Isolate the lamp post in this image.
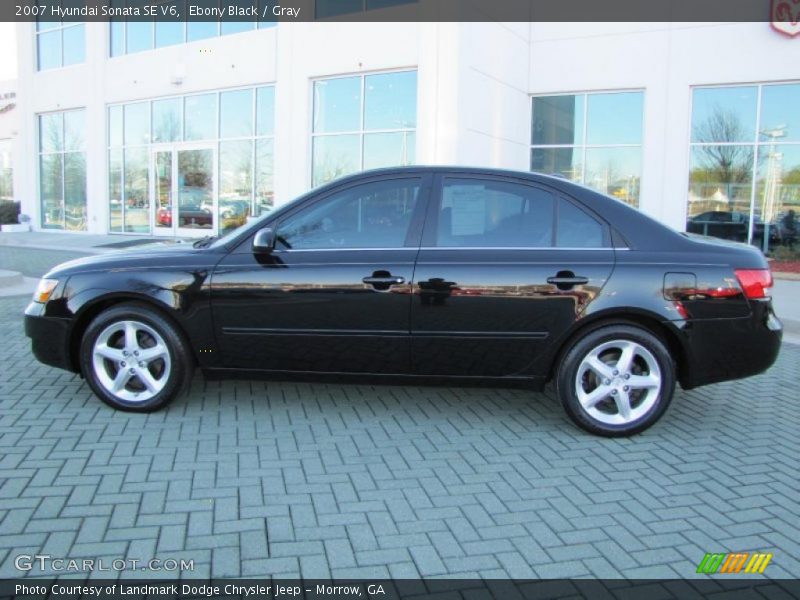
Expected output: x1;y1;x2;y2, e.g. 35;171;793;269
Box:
759;126;786;254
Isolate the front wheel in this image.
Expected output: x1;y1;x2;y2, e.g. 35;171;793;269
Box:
556;324;676;437
80;303;193;411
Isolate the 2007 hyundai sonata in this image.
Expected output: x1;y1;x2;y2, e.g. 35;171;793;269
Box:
25;167;782;436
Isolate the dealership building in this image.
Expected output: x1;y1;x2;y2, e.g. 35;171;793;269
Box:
6;18;800;248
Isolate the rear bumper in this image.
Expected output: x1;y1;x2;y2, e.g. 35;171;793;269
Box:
24;301;75;373
680;299;782;389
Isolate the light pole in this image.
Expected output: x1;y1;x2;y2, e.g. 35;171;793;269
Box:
759;126;786;254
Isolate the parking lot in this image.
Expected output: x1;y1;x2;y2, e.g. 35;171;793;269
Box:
1;285;799;579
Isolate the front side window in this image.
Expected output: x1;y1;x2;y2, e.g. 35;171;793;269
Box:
38;109;87;230
36;17;85;71
436;178;607;249
687;83;800;254
276;179;420;250
530;91;644;208
311;71;417;187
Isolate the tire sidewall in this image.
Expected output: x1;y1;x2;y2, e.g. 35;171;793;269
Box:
557;324;676;437
80;304;190;412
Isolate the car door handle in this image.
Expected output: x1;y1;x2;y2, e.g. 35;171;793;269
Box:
362;275;406;285
547;273;589;289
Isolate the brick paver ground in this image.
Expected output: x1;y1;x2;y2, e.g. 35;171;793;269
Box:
1;293;798;580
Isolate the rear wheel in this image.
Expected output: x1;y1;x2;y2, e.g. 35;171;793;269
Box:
80;303;192;411
556;324;675;436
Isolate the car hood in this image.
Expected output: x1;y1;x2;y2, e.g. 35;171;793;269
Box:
44;240;216;278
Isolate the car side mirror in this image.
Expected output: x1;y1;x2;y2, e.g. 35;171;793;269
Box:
252;227;276;253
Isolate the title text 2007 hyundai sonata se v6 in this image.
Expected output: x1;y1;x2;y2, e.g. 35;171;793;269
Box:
24;167;783;436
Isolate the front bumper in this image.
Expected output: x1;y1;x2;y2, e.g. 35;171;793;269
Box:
680;299;783;389
24;301;75;372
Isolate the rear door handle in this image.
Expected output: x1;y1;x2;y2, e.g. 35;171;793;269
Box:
363;275;406;285
547;272;589;289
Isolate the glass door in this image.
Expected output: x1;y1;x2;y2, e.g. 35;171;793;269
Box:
153;150;174;235
151;145;216;237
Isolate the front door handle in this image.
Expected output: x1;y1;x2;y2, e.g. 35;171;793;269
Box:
363;271;406;291
547;272;589;290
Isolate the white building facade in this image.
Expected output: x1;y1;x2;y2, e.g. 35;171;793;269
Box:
12;20;800;250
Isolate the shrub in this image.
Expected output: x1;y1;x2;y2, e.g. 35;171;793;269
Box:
0;201;20;225
772;245;800;262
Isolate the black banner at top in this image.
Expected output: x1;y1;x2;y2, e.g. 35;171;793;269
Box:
2;0;794;23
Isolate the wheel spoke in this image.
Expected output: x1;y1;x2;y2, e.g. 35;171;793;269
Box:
614;389;632;420
138;344;168;363
94;343;123;361
580;385;613;408
124;321;139;351
628;374;660;389
616;342;636;375
586;354;614;379
111;369;132;393
136;367;159;393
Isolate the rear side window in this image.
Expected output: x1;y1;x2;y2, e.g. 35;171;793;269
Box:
556;198;608;248
435;178;608;248
437;179;555;247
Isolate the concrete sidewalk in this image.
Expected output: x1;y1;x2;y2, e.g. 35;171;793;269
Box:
0;231;187;255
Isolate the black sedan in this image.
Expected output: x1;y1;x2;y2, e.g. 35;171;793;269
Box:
24;167;783;436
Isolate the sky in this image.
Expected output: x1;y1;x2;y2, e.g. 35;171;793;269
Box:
0;23;17;81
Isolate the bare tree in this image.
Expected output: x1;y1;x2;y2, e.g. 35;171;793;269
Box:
692;107;755;184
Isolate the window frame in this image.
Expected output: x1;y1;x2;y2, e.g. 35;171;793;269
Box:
36;108;88;231
107;83;276;235
422;173;612;250
109;0;277;58
529;89;645;208
309;69;418;188
687;81;800;246
268;173;431;252
35;20;85;71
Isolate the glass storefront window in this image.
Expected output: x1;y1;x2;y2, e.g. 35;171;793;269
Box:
36;22;84;71
687;83;800;254
311;71;418;187
107;85;276;234
220;89;253;139
111;14;274;57
530;91;643;207
152;98;182;143
0;139;12;201
38;109;87;231
184;94;217;141
219;140;253;233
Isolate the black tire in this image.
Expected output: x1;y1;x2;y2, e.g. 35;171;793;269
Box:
79;303;193;412
556;324;676;437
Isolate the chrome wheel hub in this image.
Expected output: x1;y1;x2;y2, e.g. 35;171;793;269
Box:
575;339;662;425
92;320;171;402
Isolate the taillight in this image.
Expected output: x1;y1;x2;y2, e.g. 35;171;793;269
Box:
734;269;773;299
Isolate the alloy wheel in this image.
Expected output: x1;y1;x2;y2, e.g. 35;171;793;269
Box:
575;339;662;425
92;320;171;402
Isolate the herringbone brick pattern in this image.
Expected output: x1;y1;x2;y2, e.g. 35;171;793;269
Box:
1;295;798;579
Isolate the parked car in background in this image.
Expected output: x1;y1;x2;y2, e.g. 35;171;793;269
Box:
25;167;782;436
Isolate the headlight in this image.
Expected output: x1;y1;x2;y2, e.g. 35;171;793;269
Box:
33;278;59;304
